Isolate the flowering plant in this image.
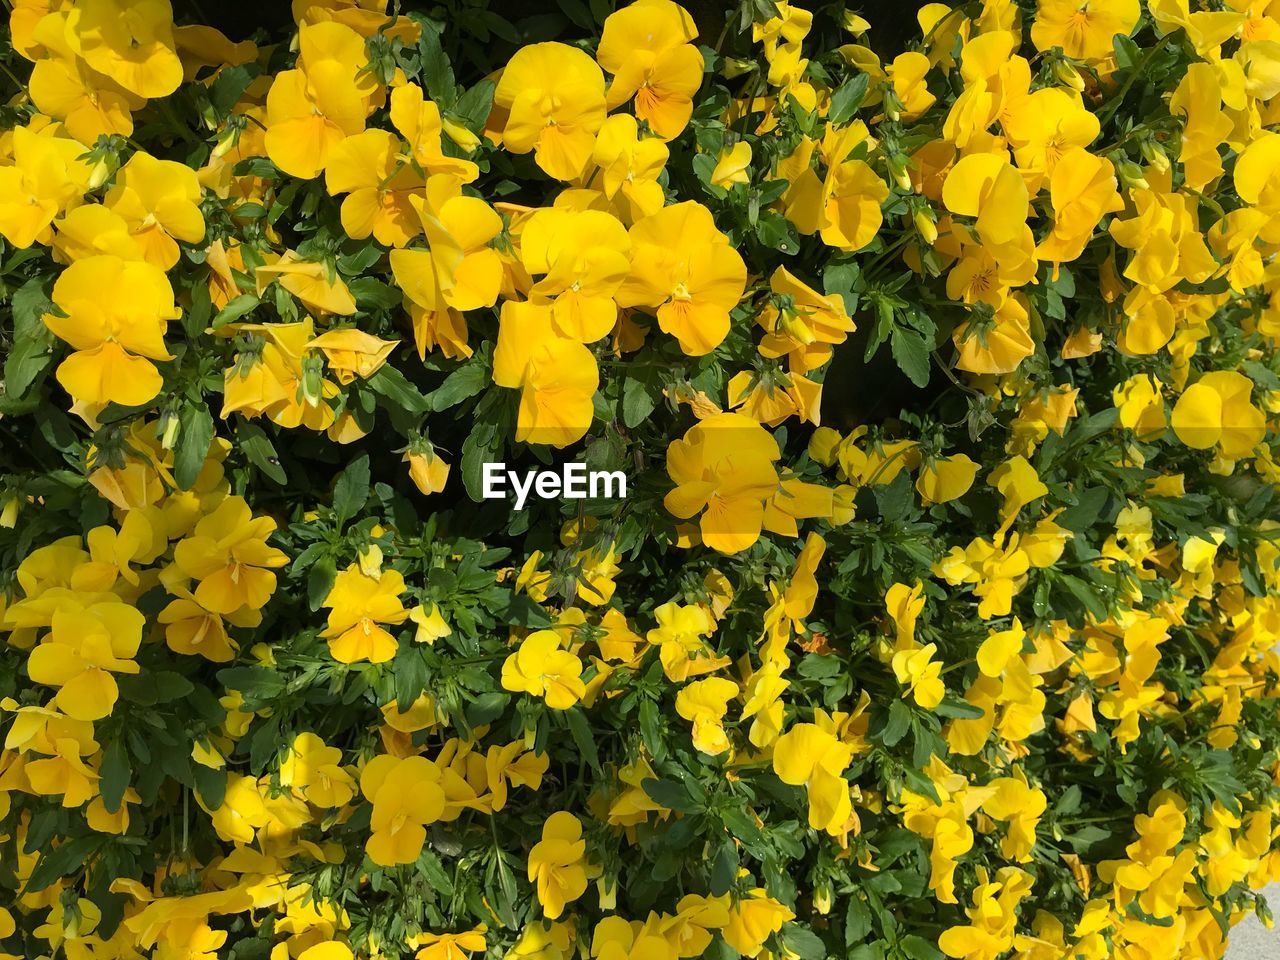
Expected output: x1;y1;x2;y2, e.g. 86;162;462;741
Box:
2;0;1280;959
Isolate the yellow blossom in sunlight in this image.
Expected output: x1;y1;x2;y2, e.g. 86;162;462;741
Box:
675;677;738;755
494;42;607;181
43;254;179;406
528;811;590;919
321;565;409;664
501;630;587;710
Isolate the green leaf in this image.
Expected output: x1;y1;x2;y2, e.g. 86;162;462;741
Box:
709;841;738;896
642;778;697;813
845;895;872;945
872;471;913;523
235;421;287;484
452;78;495;132
755;210;800;253
828;73;870;124
175;405;215;490
722;807;767;852
369;364;432;414
211;293;261;329
5;277;55;400
900;935;943;960
565;708;601;773
118;670;195;705
1060;573;1109;621
193;765;228;810
934;697;985;720
417;22;457;104
782;926;826;960
333;453;371;526
308;555;337;611
431;356;489;411
880;700;911;747
622;373;658;428
503;593;552;628
216;666;285;700
99;739;130;814
890;326;931;388
461;425;503;502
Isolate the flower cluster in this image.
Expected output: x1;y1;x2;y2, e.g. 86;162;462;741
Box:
4;1;1280;959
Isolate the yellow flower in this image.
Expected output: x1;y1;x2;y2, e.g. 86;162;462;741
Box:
597;0;702;140
773;722;854;834
1171;370;1267;460
1113;374;1167;438
323;129;423;247
360;754;447;865
27;601;144;721
390;82;480;181
493;301;599;447
891;642;945;709
591;114;670;222
663;413;781;554
256;251;359;316
528;811;589;919
321;565;409;664
307;327;399;382
916;453;979;505
172;496;289;614
413;928;487;960
953;297;1036;376
675;677;739;755
156;598;240;663
520;207;632;342
722;890;794;957
710;141;751;188
30;48;141;143
42;254;178;406
104;151;206;270
756;266;855;373
410;603;452;644
501;630;586;710
405;446;450;496
942;153;1029;250
1031;0;1141;61
646;601;729;681
264;22;377;178
494;42;607;181
221;319;340;430
617;201;747;356
1034;149;1122;266
280;732;355;807
68;0;183;98
888;51;935;118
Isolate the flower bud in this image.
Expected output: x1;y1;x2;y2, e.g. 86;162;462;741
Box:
1053;59;1085;92
1140;138;1170;174
160;412;181;450
441;117;481;153
1117;160;1149;191
914;209;938;245
813;882;833;915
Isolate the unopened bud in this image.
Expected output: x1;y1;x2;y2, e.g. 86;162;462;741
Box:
441;117;481;153
1140;139;1170;174
914;209;938;245
813;883;833;916
1117;160;1149;191
1053;59;1085;92
161;413;181;450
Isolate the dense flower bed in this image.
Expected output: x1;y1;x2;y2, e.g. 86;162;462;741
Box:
3;0;1280;958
